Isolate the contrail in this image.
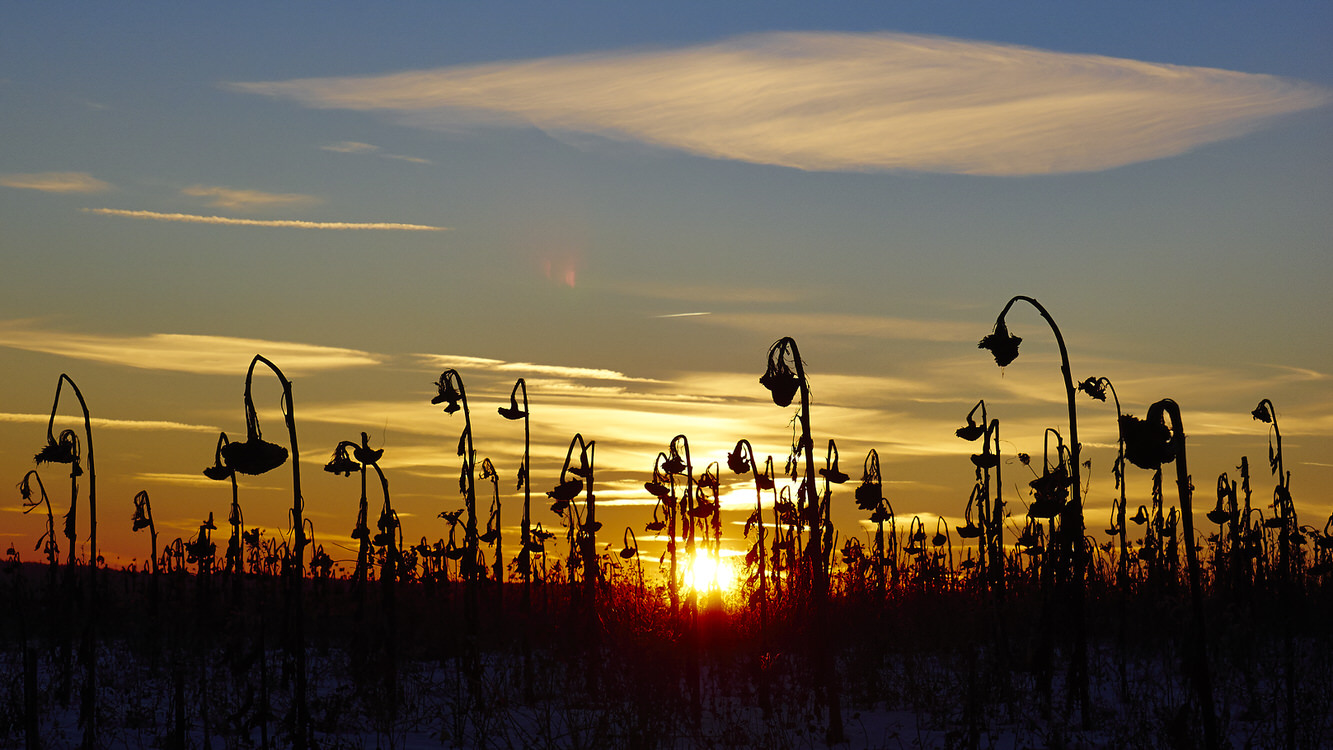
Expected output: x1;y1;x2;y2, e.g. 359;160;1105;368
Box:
84;208;449;231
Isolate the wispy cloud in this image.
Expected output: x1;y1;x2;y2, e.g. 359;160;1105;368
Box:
700;311;978;343
1;171;111;193
134;472;234;487
0;412;217;433
182;185;320;210
231;31;1329;176
382;153;433;165
83;208;448;231
611;280;811;305
0;324;383;375
417;354;663;383
321;141;380;153
319;140;433;165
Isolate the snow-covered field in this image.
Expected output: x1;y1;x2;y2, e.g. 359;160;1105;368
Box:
4;567;1331;748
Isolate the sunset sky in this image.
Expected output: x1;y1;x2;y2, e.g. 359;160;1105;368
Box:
3;3;1330;573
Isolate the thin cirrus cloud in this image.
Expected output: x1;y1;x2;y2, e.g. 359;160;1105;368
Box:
320;140;433;164
322;141;380;154
418;354;664;383
83;208;448;231
0;412;218;433
181;184;320;210
0;171;111;193
230;31;1329;176
612;280;812;305
700;311;979;343
0;324;383;375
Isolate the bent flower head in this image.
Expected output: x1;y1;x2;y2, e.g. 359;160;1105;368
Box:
222;437;288;476
979;319;1022;367
431;374;463;414
1119;413;1174;471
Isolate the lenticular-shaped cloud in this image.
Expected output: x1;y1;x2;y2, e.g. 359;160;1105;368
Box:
230;31;1329;176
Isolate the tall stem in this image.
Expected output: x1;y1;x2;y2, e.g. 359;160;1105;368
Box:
1151;399;1219;750
48;376;96;571
769;338;842;743
991;296;1087;723
243;355;306;750
518;380;531;600
48;374;97;750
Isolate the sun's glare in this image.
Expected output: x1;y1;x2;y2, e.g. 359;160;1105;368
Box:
684;551;739;594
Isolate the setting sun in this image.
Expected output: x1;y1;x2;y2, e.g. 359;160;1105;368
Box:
683;551;739;594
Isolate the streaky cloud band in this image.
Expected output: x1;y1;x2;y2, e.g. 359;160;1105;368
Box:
0;323;383;375
84;208;449;231
0;412;218;433
1;171;111;193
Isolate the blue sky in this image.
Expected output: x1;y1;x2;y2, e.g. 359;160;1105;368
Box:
2;2;1330;569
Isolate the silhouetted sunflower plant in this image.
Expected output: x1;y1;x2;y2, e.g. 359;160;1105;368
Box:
326;433;395;585
856;449;895;595
1253;399;1300;581
497;378;531;601
1231;457;1269;583
694;461;725;609
431;369;481;591
956;400;1004;591
905;515;928;583
666;435;699;615
1207;471;1242;590
130;490;158;577
479;458;504;589
33;373;100;749
527;524;556;585
19;471;59;572
644;451;682;613
763;338;828;607
729;439;772;614
325;431;400;709
767;343;847;746
220;355;309;750
980;297;1089;723
818;439;848;584
773;486;799;602
202;432;246;587
619;527;644;599
1121;398;1220;748
1312;513;1333;577
35;429;81;568
162;538;186;575
1078;377;1131;587
185;513;217;579
325;438;373;584
548;433;598;604
930;517;954;587
1119;411;1176;587
727;438;776;715
437;509;466;583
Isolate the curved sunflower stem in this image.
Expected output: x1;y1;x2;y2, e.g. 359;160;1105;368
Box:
239;355;308;750
42;374;98;750
730;438;771;717
761;338;844;744
982;297;1089;727
1148;399;1220;750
